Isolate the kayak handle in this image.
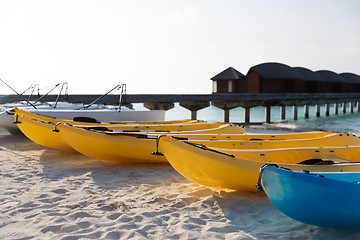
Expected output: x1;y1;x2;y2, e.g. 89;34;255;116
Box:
151;135;166;156
255;164;279;192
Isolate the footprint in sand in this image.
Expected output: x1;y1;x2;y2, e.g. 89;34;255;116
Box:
15;202;40;213
106;212;121;220
105;231;122;239
59;224;81;233
14;177;27;181
77;221;92;229
37;194;49;198
40;225;62;234
52;188;68;194
68;211;94;220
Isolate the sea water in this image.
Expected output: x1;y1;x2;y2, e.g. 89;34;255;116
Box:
134;103;360;135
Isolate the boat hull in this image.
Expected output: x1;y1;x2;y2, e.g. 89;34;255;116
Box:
260;166;360;228
58;123;166;163
16;116;74;150
159;136;360;192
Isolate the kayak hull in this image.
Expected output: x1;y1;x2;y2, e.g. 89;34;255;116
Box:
159;136;360;192
16;116;74;150
260;166;360;228
57;124;166;163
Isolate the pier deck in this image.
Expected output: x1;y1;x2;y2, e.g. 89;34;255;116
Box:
2;93;360;123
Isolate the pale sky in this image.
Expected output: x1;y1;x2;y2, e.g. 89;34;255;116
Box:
0;0;359;94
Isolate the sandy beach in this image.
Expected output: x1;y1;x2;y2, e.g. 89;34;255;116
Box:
1;129;360;239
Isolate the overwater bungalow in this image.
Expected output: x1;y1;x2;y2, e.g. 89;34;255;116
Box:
211;62;360;94
211;67;245;93
315;70;345;93
293;67;323;93
245;62;305;93
339;72;360;93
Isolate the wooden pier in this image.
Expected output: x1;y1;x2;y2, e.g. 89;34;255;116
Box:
2;93;360;124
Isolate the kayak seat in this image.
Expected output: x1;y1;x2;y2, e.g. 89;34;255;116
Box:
298;159;335;165
73;117;100;123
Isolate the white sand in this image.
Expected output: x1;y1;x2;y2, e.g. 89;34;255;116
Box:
1;129;360;239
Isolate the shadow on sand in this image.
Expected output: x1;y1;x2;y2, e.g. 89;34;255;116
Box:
38;148;180;189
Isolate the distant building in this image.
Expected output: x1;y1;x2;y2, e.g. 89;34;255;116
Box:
339;73;360;93
211;62;360;94
315;70;344;93
293;67;323;93
246;62;305;93
210;67;245;93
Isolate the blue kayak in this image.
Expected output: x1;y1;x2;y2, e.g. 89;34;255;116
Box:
259;165;360;228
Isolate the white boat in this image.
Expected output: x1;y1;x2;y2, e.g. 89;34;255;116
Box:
0;84;165;134
0;108;165;134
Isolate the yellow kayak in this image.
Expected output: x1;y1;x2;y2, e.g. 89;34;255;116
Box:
58;123;166;163
14;109;342;150
15;115;74;150
15;113;360;162
13;108;242;133
158;136;360;192
188;132;360;149
207;145;360;164
56;124;360;163
15;115;245;151
14;108;337;140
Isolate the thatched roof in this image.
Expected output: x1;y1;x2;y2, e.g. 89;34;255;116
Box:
293;67;324;82
339;73;360;83
249;62;304;80
211;67;244;81
316;70;346;82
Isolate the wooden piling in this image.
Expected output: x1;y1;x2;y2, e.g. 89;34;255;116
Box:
304;104;309;119
350;102;354;113
293;105;298;120
280;105;286;121
316;104;320;117
244;107;250;124
325;103;330;116
334;103;338;115
265;106;271;123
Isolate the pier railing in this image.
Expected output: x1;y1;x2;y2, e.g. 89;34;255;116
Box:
2;93;360;124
